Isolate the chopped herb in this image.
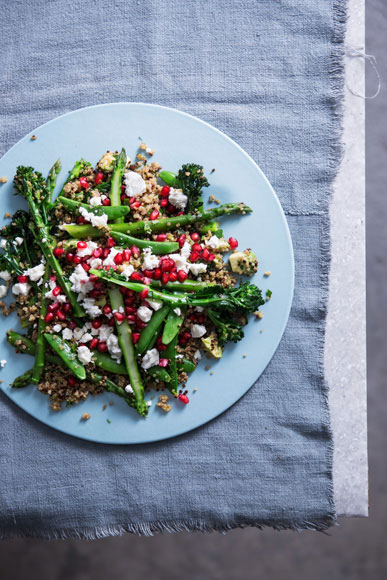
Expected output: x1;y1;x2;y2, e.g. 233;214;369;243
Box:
106;418;111;424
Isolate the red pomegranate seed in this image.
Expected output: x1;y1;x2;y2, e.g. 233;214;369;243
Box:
121;184;126;193
178;393;189;404
95;172;104;185
120;194;126;203
102;198;111;206
103;305;112;316
125;306;137;315
68;320;77;330
208;253;216;262
103;247;110;258
190;232;200;241
153;268;162;280
178;234;186;248
119;286;127;296
77;241;87;250
44;312;54;323
17;275;28;283
190;252;200;262
139;287;149;299
79;177;89;190
63;303;71;313
108;318;115;327
123;249;132;261
150;210;159;221
49;274;57;282
68;376;77;388
156;234;167;241
160;185;170;197
98;341;108;352
162;272;169;285
131;272;143;282
124;295;135;305
192;243;202;252
182;331;191;340
168;271;177;282
177;270;188;282
92;319;102;329
197;314;205;324
113;253;123;265
89;274;99;283
179;337;188;346
177;211;184;216
126;314;136;324
89;289;102;299
143;269;154;279
132;332;141;344
92;248;102;258
107;237;116;248
53;247;64;257
48;302;60;312
143;277;151;285
159;358;169;368
167;204;176;213
202;248;210;260
66;253;74;263
228;237;238;249
81;263;90;272
136;320;147;330
73;255;81;265
90;338;99;349
130;201;141;209
52;286;62;297
77;216;88;224
114;312;126;323
160;198;168;208
56;310;66;321
131;245;140;258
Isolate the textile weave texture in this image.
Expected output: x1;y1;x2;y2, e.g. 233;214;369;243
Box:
0;0;346;537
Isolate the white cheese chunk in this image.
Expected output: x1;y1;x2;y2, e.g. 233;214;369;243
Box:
189;263;207;276
124;170;147;197
141;348;159;370
191;324;206;338
62;328;73;341
24;263;45;282
147;299;163;311
0;285;8;298
79;206;108;228
12;282;31;296
0;271;11;281
142;248;160;270
168;188;188;210
137;306;153;322
77;345;93;365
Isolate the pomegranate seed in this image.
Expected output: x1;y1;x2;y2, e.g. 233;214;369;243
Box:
44;312;54;323
108;318;115;327
126;314;137;323
124;295;135;305
121;184;126;193
90;338;99;349
125;306;137;315
131;272;143;282
190;232;200;242
56;310;66;321
120;194;126;203
92;319;102;329
150;210;159;221
102;198;111;206
139;287;149;299
119;286;127;296
143;269;154;279
131;245;140;258
103;305;112;316
228;237;238;249
156;234;167;241
95;172;104;185
197;314;205;324
168;271;177;282
202;248;210;260
68;320;77;330
68;376;77;388
17;275;28;283
182;331;191;340
177;211;184;216
177;270;188;282
79;177;89;190
190;252;200;262
92;248;102;258
98;341;108;352
160;185;170;197
63;303;71;313
66;252;74;263
49;274;57;282
208;253;216;261
89;289;102;299
153;268;161;280
52;286;62;297
77;241;87;250
81;263;90;272
160;198;168;208
123;249;132;261
107;237;116;248
48;301;60;312
132;332;141;344
114;312;125;323
192;243;202;252
136;320;147;330
73;255;81;265
179;337;188;346
162;272;169;284
130;201;141;209
53;247;64;257
178;234;186;247
158;343;167;351
167;204;176;213
103;248;110;258
77;216;88;224
178;393;189;404
113;253;123;265
159;358;169;367
89;274;99;283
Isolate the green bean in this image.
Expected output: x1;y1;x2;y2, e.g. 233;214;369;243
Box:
146;366;171;383
136;305;170;355
44;333;86;380
58;196;129;220
111;231;179;255
162;308;185;345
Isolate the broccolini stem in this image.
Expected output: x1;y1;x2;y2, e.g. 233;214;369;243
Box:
31;266;50;384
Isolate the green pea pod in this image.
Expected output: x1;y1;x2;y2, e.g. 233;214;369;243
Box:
58;196;129;220
92;351;127;375
136;305;170;355
177;358;196;373
44;333;86;380
164;336;178;396
111;231;179;255
146;366;171;383
159;170;178;187
162;308;185;345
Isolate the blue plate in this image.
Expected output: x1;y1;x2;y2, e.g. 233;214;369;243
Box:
0;103;294;444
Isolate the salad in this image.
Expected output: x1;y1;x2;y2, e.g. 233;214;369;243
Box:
1;144;267;418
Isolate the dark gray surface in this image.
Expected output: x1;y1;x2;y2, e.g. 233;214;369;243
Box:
0;1;385;578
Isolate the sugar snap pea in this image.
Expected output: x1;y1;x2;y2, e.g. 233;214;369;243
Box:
159;170;178;187
58;196;129;220
164;335;178;396
136;304;170;355
162;308;185;345
146;366;171;383
111;231;179;255
44;333;86;380
177;359;196;373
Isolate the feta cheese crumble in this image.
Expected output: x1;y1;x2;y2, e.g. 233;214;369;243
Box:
137;305;153;322
168;188;188;210
121;264;134;280
191;324;207;338
0;271;11;282
12;282;31;296
0;239;7;249
81;297;102;318
24;263;45;282
141;348;159;370
125;384;134;394
142;248;159;270
79;206;108;229
0;286;8;299
189;263;207;276
69;264;94;296
147;299;163;311
89;195;103;207
15;237;23;246
52;324;62;333
169;253;189;273
77;240;98;258
0;360;7;368
62;328;74;341
123;170;146;197
77;345;93;365
107;333;122;362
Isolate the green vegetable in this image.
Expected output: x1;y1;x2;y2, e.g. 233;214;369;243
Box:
110;148;127;223
149;279;217;292
110;231;179;255
31;266;50;384
49;158;91;211
201;333;223;358
0;210;40;285
45;159;61;207
58;196;129;220
229;249;258;276
43;333;86;380
63;202;252;239
92;351;127;375
158;170;178;187
162;308;185;345
164;336;178;396
11;369;33;388
146;366;171;383
109;287;148;417
177;359;196;373
206;309;245;346
266;289;272;300
136;304;169;355
160;164;209;213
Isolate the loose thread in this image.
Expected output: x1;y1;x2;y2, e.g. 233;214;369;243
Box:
345;45;381;99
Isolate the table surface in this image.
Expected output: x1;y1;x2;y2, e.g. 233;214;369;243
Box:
328;0;368;517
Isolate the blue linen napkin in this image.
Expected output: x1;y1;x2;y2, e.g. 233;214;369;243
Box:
0;0;347;537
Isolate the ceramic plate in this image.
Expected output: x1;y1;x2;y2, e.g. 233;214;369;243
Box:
0;103;294;444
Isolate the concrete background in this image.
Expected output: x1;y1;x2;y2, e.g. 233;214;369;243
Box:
0;1;386;578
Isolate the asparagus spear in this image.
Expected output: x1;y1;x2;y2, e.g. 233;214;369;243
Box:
63;202;252;239
109;287;148;417
110;231;179;255
110;148;127;223
46;159;62;203
11;369;33;388
48;159;91;211
31;266;50;384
